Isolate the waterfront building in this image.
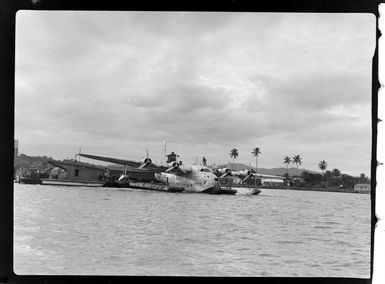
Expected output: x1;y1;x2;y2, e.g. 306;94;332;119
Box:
260;177;285;188
354;183;370;193
48;160;105;181
15;167;49;184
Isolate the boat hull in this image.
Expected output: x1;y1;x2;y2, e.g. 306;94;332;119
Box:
18;178;43;185
41;179;104;187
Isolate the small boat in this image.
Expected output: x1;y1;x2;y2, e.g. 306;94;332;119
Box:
15;168;48;184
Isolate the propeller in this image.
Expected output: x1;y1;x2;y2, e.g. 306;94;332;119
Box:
220;171;232;178
242;173;253;183
234;176;243;184
217;168;232;178
139;157;153;169
165;161;187;174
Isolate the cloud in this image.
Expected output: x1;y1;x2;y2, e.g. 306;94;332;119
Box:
14;12;374;175
254;72;369;108
129;82;230;110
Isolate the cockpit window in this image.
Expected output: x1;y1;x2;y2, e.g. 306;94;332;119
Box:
200;168;211;172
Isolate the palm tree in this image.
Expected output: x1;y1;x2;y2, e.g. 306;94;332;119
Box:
332;168;341;188
229;148;239;170
325;170;332;188
318;160;328;188
318;160;328;173
292;155;302;177
283;156;291;174
251;147;261;173
359;173;369;183
332;168;340;177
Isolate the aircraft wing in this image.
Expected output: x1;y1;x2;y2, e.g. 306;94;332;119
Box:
165;167;188;176
78;153;141;168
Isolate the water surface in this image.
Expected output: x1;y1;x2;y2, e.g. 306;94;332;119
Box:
14;184;371;277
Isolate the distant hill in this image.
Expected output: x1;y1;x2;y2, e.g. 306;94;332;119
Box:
14;153;105;172
14;154;55;170
216;163;319;176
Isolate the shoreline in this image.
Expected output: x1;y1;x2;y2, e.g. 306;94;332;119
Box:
228;185;369;194
265;186;370;194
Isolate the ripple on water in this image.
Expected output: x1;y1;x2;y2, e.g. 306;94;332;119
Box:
313;226;332;229
259;253;273;257
13;185;371;277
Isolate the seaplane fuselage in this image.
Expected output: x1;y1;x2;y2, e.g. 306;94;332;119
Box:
154;165;220;193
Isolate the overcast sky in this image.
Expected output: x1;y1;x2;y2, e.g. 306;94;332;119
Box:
15;11;375;175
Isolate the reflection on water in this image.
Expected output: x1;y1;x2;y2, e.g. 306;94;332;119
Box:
14;184;370;277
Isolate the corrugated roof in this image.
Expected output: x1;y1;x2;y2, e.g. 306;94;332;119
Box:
48;160;106;170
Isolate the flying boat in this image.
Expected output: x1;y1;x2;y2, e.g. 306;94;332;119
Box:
78;153;236;194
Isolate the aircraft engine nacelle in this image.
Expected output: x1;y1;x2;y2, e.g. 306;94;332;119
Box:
217;168;231;175
168;161;179;168
139;157;154;169
216;168;232;178
165;162;192;174
141;157;152;164
236;169;254;183
235;169;251;177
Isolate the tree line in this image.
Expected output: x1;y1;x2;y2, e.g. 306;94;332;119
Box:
227;148;369;190
229;147;303;176
229;147;261;173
